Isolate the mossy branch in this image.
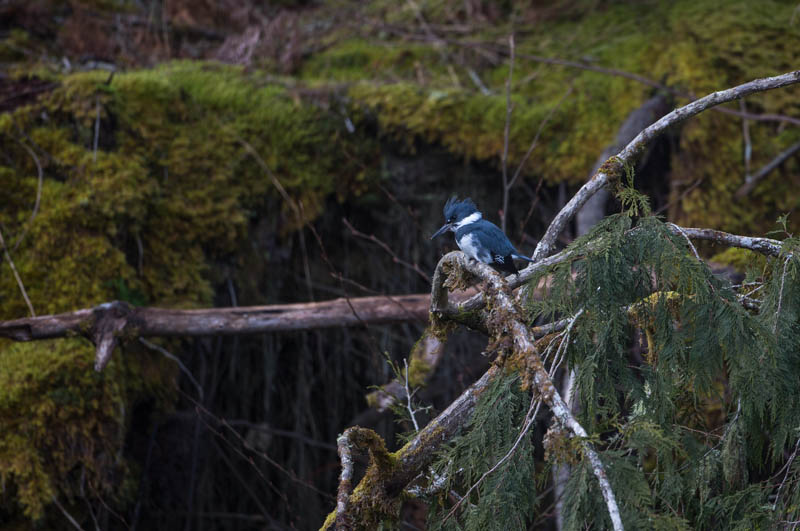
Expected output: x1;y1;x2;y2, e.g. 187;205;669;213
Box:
322;365;500;530
366;326;447;413
450;252;625;531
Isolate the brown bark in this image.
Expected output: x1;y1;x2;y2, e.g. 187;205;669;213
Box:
0;295;432;340
0;295;432;370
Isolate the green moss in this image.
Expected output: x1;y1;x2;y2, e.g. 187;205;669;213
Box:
0;60;383;523
300;39;440;83
319;509;336;530
0;339;174;519
406;355;433;388
340;0;800;236
0;61;382;314
710;247;768;273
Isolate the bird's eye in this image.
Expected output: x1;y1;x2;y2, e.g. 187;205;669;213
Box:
447;217;454;223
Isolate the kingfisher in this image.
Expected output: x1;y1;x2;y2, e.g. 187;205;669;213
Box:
431;197;534;275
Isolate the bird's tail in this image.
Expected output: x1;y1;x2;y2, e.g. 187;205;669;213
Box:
512;253;534;263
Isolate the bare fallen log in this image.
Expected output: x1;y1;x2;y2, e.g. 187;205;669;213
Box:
0;295;431;370
0;295;435;341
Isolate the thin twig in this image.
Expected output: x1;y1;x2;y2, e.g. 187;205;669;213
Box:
332;272;429;324
740;99;751;178
139;337;204;400
508;84;574;190
225;419;337;452
342;217;431;283
404;358;420;432
82;491;101;531
774;256;792;334
209;437;277;523
736;139;800;198
655;176;704;215
467;68;491;95
0;225;35;316
547;309;583;378
501;34;515;234
52;496;86;531
11;141;43;253
772;436;800;511
668;223;701;261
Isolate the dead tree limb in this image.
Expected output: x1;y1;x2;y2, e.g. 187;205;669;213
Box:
322;362;501;529
0;295;431;340
0;296;430;371
671;227;783;256
735;139;800;198
532;69;800;262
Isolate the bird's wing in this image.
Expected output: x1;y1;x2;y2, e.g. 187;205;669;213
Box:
471;220;516;255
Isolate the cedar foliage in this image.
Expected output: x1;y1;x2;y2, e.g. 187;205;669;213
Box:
424;192;800;529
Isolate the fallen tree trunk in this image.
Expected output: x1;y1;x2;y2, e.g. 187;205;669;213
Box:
0;295;432;370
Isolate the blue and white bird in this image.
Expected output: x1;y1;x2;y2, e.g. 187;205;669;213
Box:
431;197;534;275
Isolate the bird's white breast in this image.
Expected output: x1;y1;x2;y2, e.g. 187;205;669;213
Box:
457;232;491;264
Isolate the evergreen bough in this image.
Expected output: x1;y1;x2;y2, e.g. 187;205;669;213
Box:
422;207;800;529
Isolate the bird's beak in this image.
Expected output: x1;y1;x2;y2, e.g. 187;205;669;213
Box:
430;222;453;240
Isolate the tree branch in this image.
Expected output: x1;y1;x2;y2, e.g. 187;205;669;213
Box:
501;34;515;234
670;226;783;256
321;364;501;529
452;253;624;531
0;296;433;371
342;217;431;283
531;70;800;262
335;430;356;530
735;139;800;198
0;225;35;317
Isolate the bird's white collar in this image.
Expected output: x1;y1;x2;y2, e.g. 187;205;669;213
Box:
454;212;482;229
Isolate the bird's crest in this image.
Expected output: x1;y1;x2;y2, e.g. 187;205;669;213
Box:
443;197;478;222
